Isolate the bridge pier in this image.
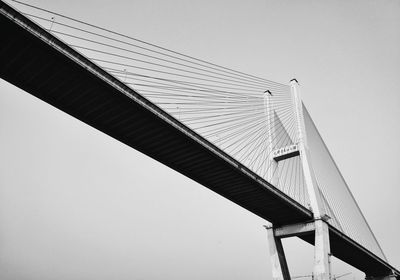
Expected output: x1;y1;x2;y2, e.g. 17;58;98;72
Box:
265;219;332;280
265;224;291;280
313;219;332;280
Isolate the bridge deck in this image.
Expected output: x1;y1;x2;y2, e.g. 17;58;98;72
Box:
0;1;398;277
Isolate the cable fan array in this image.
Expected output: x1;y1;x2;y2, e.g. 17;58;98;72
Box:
12;0;386;261
304;107;387;261
13;0;309;208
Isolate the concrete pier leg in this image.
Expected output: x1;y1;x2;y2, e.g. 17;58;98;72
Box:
313;219;331;280
265;225;291;280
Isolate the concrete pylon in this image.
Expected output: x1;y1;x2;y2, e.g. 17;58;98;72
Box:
290;79;326;218
290;79;331;280
264;80;332;279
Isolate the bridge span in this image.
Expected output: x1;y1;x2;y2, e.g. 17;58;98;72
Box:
0;1;398;278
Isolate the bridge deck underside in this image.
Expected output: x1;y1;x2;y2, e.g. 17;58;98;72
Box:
299;226;394;276
0;4;310;227
0;2;397;277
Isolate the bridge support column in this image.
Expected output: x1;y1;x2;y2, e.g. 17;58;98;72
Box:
313;219;331;280
265;224;291;280
272;219;331;280
290;79;332;280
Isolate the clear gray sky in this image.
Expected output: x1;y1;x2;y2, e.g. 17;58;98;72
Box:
0;1;399;279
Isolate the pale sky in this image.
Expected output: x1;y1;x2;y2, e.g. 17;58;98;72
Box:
0;1;399;279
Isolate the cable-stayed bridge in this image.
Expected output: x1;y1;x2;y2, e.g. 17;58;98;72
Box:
0;1;398;279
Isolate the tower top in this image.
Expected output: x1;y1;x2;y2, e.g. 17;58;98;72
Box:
264;90;272;96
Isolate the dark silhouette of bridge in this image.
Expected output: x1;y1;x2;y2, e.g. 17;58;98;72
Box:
0;1;398;279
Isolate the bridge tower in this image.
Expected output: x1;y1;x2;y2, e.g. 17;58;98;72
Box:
264;79;332;280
